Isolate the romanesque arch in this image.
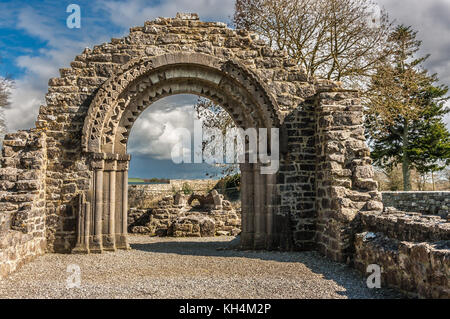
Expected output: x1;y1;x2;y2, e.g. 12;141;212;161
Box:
76;52;282;253
0;13;382;266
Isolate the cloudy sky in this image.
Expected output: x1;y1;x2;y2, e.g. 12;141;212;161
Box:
0;0;449;178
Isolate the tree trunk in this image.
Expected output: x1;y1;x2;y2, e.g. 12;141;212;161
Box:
402;121;411;191
432;171;435;191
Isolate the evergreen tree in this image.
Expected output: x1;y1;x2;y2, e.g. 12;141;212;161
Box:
366;25;450;190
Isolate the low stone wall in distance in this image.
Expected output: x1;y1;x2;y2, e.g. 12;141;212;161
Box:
128;179;218;209
382;191;450;219
128;192;241;237
354;209;449;298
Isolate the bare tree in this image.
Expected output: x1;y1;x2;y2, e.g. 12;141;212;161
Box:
194;97;239;177
194;97;235;133
234;0;392;87
196;0;393;176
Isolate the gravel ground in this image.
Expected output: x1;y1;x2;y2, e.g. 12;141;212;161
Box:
0;235;403;299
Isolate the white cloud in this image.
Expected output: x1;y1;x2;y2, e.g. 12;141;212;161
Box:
5;0;450;134
4;79;42;131
5;5;117;131
97;0;234;28
127;95;198;160
5;0;234;132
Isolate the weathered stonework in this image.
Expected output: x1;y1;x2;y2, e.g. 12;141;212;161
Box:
357;208;449;242
314;90;382;262
354;209;449;298
382;191;450;219
0;131;47;278
128;193;241;237
0;231;46;278
354;233;449;299
2;13;446;299
18;13;376;256
128;180;218;209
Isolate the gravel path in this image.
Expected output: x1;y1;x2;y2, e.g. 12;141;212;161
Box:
0;235;402;299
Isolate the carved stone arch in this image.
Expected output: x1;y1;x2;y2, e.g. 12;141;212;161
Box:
82;53;281;154
113;79;251;154
76;52;283;253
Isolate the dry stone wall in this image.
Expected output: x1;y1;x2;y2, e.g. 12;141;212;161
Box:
128;179;218;208
382;191;450;219
128;192;241;237
354;209;449;298
0;130;47;278
354;233;449;299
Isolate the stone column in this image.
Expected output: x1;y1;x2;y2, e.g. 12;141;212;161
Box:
116;154;130;250
121;169;129;244
241;163;255;249
86;153;106;253
264;173;276;249
91;168;104;253
239;163;254;249
73;193;90;253
253;163;266;249
103;154;118;251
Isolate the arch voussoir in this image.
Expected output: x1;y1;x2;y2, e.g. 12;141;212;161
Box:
83;52;281;155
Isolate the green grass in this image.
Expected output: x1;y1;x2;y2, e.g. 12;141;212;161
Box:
128;178;145;183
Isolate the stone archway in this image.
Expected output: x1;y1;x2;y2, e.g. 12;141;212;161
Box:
0;14;382;273
75;52;281;253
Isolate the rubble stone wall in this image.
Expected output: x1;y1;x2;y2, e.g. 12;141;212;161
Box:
354;209;449;298
354;232;449;299
128;180;218;208
0;231;46;278
314;91;382;262
128;193;241;237
0;130;47;278
382;191;450;219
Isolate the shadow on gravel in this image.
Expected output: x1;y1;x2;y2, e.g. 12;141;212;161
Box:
131;237;404;299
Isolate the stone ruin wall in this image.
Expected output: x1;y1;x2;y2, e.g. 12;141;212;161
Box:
382;191;450;219
6;13;380;256
0;131;47;278
353;208;449;298
128;192;241;237
128;179;219;208
0;14;447;298
363;192;449;298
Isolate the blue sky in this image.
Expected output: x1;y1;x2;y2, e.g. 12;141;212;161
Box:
0;0;235;179
1;0;449;179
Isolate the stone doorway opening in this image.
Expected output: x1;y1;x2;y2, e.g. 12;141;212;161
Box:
125;94;243;240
